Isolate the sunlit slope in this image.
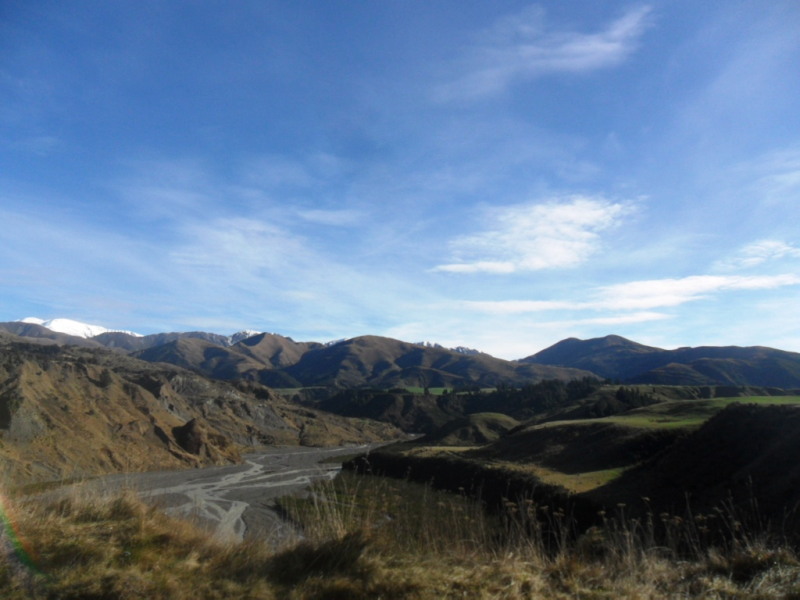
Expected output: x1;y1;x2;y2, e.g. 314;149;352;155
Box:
0;334;400;484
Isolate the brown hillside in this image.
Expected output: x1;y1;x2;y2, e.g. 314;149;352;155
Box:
283;335;592;388
234;332;321;368
0;338;401;485
133;337;266;380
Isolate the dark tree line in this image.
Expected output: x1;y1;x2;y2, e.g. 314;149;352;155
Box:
443;377;603;419
318;378;605;425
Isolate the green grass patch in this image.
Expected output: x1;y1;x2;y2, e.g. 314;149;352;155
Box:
496;462;628;493
551;396;800;431
402;386;458;395
708;395;800;407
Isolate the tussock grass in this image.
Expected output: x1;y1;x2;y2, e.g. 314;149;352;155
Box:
2;477;800;598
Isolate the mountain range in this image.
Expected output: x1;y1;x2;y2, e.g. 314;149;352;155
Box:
0;320;592;389
3;319;800;388
523;334;800;388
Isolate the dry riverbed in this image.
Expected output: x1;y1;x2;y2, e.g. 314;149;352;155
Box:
57;445;372;545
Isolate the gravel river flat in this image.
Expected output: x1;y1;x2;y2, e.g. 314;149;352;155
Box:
72;445;371;546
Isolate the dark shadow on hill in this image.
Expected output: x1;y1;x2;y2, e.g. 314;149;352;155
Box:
582;403;800;538
470;421;682;474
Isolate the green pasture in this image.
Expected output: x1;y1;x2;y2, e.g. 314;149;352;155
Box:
591;395;800;430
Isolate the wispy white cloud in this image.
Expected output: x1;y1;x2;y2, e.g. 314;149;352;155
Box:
576;311;671;326
435;261;516;275
461;299;581;314
239;155;317;189
113;159;219;221
434;196;630;273
437;5;652;100
748;147;800;206
0;200;178;330
597;274;800;310
171;217;310;282
298;209;365;227
717;239;800;270
460;300;670;323
462;273;800;314
162;211;436;339
381;309;670;360
239;152;352;191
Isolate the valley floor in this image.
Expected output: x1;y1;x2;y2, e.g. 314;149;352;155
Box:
36;445;372;544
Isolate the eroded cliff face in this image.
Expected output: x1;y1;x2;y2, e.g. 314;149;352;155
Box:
0;338;400;485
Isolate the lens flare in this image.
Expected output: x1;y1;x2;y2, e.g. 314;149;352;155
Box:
0;493;41;575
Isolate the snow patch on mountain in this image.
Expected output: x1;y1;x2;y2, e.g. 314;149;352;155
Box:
19;317;142;339
415;341;483;355
228;330;263;345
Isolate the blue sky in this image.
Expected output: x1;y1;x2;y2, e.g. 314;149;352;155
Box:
2;1;799;359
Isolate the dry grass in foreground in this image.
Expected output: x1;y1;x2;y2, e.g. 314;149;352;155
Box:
2;476;800;599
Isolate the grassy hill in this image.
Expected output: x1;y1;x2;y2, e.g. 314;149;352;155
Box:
590;402;800;516
419;412;520;446
314;378;604;434
350;392;800;531
318;389;462;434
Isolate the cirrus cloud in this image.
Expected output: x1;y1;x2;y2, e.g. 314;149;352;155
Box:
598;274;800;310
434;196;631;274
461;273;800;313
437;5;653;100
717;239;800;270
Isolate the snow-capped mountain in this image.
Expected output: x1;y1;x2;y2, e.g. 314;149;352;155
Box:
17;318;264;346
19;317;143;339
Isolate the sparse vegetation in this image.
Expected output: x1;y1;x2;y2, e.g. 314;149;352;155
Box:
4;475;800;599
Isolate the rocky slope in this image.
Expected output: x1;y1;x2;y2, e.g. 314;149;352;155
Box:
0;333;400;485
